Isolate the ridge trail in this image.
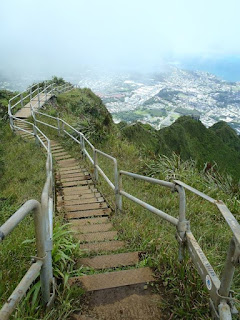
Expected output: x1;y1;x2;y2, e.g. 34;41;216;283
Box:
14;119;163;320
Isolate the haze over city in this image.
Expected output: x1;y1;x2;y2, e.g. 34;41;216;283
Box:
1;0;240;77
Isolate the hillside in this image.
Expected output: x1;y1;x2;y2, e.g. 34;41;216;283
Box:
39;88;240;318
156;116;240;179
117;116;240;180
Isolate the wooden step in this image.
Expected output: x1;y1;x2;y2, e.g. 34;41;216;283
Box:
52;146;64;151
61;175;91;182
65;202;108;212
58;167;83;173
63;187;97;196
71;222;113;233
80;240;125;253
60;172;88;178
76;231;118;243
59;170;84;177
70;217;109;226
63;193;101;201
66;208;111;219
62;180;93;187
58;159;79;166
78;252;139;269
55;155;73;160
69;267;155;291
53;151;69;156
64;197;104;206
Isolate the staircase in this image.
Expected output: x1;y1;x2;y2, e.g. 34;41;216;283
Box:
9;84;239;320
53;142;162;320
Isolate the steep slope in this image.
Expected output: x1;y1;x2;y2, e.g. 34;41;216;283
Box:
42;88;240;318
210;120;240;153
119;122;159;153
53;90;240;180
157;116;240;179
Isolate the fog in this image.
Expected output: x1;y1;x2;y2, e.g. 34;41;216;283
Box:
1;0;240;78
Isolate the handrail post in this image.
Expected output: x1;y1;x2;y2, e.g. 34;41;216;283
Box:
82;136;86;159
118;171;123;213
175;184;189;261
79;133;83;154
30;86;32;100
37;84;40;108
40;179;54;305
114;159;120;214
45;82;47;102
217;237;239;315
93;149;99;182
8;102;14;131
57;118;61;136
20;93;24;108
33;125;39;146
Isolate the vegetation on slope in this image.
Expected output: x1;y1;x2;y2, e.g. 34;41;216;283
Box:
156;116;240;179
38;88;240;319
0;89;83;319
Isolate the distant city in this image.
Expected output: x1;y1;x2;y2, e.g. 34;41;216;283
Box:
1;66;240;134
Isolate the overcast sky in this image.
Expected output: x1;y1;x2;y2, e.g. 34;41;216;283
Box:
0;0;240;75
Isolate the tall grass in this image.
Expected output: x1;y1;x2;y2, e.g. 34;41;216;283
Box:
0;123;84;319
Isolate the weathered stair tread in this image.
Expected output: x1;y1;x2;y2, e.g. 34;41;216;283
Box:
78;252;139;269
76;231;118;243
59;168;84;175
64;197;104;206
61;174;90;182
71;222;113;233
66;208;111;219
69;267;155;291
58;159;79;165
66;202;108;212
63;187;97;196
52;147;65;152
80;240;125;253
62;180;93;187
55;155;73;160
53;151;69;157
70;217;109;226
64;193;101;201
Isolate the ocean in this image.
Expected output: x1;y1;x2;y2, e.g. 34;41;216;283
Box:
177;56;240;82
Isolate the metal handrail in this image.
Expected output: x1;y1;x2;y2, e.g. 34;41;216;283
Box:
9;82;239;319
1;81;72;318
33;108;239;319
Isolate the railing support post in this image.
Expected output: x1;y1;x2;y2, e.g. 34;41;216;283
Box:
57;118;61;136
37;84;40;108
118;172;123;213
40;179;54;306
79;133;83;155
114;159;120;214
20;93;24;108
45;82;47;102
8;102;14;131
175;184;189;261
82;137;86;159
33;125;39;146
216;237;240;317
93;149;98;182
30;86;32;100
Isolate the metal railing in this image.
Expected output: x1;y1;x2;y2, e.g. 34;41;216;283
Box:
32;109;240;319
1;82;73;319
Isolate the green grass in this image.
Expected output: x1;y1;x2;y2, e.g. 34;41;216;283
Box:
34;89;240;319
0;122;85;319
